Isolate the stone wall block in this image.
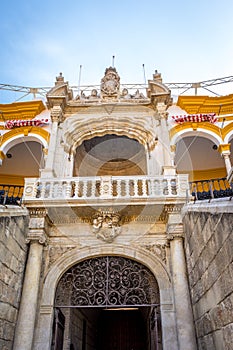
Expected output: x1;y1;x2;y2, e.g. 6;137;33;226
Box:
192;279;204;304
220;293;233;326
206;260;219;290
192;263;201;287
201;217;212;244
202;313;213;335
0;214;28;348
209;305;224;331
218;264;233;302
215;241;232;277
0;244;12;269
224;232;233;264
202;237;217;270
196;318;205;338
0;339;11;350
223;324;233;350
206;214;222;233
198;333;215;350
3;321;15;341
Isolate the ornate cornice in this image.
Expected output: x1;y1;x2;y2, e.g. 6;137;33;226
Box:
177;94;233;115
0;100;45;122
28;207;48;218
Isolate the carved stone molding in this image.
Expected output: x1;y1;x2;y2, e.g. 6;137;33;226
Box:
28;207;48;218
142;244;167;263
92;210;122;243
166;222;184;242
51;105;63;123
49;245;76;265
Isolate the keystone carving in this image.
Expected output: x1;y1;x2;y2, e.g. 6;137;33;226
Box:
92;211;122;243
100;67;120;97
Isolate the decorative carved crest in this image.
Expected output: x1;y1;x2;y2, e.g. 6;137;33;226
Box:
92;210;121;242
100;67;120;97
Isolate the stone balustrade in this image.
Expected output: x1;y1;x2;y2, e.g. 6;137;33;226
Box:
23;174;189;203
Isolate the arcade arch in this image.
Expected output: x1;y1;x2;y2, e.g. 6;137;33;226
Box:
0;138;46;185
174;135;226;181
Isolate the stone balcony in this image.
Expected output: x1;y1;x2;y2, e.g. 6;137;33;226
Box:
23;174;189;208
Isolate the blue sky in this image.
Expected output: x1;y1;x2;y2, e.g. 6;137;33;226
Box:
1;0;233;102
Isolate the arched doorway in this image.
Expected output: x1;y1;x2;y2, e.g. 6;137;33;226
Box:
53;256;162;350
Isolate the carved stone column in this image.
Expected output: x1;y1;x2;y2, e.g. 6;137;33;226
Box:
167;213;197;350
218;144;232;175
13;209;49;350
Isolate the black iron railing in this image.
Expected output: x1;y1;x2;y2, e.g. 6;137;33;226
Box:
190;177;233;201
0;184;24;205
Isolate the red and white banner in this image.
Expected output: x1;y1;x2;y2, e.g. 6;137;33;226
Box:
5;119;49;129
172;113;217;124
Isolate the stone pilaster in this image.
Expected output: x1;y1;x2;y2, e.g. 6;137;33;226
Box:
13;209;49;350
156;103;176;175
40;106;62;178
167;213;197;350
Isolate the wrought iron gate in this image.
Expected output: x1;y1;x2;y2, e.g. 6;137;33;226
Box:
55;256;160;307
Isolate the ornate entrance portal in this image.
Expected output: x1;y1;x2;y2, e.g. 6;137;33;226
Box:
53;256;162;349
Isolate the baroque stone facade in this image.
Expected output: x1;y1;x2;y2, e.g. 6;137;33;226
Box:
0;67;232;350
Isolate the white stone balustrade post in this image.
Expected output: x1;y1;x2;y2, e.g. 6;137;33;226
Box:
13;209;50;350
117;179;122;197
167;213;197;350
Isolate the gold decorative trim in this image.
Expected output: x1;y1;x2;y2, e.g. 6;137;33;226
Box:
169;122;222;141
178;167;226;181
218;143;231;154
0;100;45;121
222;122;233;140
177;94;233;115
0;126;50;148
0;150;6;160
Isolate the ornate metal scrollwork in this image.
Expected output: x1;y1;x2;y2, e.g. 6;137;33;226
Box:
55;256;159;307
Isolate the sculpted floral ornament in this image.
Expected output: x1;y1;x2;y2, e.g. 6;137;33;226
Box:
92;211;121;242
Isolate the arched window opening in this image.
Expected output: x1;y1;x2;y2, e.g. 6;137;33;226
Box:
73;135;147;176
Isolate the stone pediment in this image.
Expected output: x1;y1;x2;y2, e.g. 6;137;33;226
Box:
47;73;73;108
147;71;172;106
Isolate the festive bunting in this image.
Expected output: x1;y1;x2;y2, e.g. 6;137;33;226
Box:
172;113;217;124
5;119;49;129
